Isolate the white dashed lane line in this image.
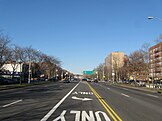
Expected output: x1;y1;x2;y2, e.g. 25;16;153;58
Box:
146;94;159;98
122;88;129;91
121;93;130;98
107;87;110;90
97;84;110;90
2;99;23;108
40;82;80;121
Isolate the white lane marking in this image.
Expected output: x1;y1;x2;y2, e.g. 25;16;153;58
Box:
82;111;95;121
95;111;111;121
40;82;80;121
72;96;92;101
121;93;130;98
122;88;129;91
53;110;66;121
97;84;110;90
2;99;22;108
70;110;80;121
146;94;159;98
54;110;111;121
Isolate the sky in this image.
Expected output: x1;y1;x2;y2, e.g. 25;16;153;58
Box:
0;0;162;74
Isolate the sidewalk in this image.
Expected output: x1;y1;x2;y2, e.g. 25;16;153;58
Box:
106;82;162;94
0;81;52;91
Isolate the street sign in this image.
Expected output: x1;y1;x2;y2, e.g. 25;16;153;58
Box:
83;71;94;75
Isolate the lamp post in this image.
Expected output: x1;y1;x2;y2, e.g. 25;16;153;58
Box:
61;70;64;80
66;72;68;79
28;61;31;84
19;61;22;84
96;71;98;80
55;69;58;80
102;64;105;81
112;64;115;84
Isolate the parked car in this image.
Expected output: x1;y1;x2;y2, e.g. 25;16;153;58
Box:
136;80;146;87
0;77;18;85
63;79;70;83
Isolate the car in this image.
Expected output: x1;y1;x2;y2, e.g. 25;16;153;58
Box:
0;77;17;85
93;78;98;83
63;79;70;83
82;78;88;81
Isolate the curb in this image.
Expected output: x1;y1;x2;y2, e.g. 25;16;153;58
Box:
0;81;52;91
108;82;159;93
157;90;162;94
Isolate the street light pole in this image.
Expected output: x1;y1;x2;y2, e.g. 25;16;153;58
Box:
28;61;31;84
61;70;64;80
96;71;98;80
55;69;58;80
19;62;22;84
103;64;105;81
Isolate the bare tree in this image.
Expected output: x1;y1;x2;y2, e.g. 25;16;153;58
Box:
154;34;162;44
7;45;26;82
0;34;11;70
128;50;148;81
94;63;104;80
141;43;150;63
120;55;129;80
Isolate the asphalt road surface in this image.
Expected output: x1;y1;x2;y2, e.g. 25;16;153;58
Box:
0;81;162;121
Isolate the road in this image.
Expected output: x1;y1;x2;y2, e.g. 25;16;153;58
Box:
0;81;162;121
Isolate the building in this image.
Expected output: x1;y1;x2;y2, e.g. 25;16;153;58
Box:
1;63;23;78
105;52;125;68
149;42;162;81
105;52;125;81
1;63;22;73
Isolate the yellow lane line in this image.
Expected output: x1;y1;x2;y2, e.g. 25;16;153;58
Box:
89;85;118;121
87;82;122;121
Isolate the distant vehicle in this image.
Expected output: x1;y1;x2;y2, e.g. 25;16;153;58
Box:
82;78;88;81
87;78;92;82
70;78;79;82
93;78;98;83
136;80;145;87
63;79;70;83
123;80;130;84
122;80;134;84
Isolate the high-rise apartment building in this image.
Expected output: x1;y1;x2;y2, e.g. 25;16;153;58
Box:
105;52;125;81
105;52;125;68
149;42;162;81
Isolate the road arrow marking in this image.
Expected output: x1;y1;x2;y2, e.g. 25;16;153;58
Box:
72;96;93;101
72;92;78;95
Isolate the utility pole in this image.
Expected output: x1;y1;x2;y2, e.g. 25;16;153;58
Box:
102;64;105;81
28;61;31;84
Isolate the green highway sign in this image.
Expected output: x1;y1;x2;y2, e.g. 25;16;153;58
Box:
83;71;94;75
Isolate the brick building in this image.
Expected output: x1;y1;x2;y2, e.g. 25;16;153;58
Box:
149;42;162;81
